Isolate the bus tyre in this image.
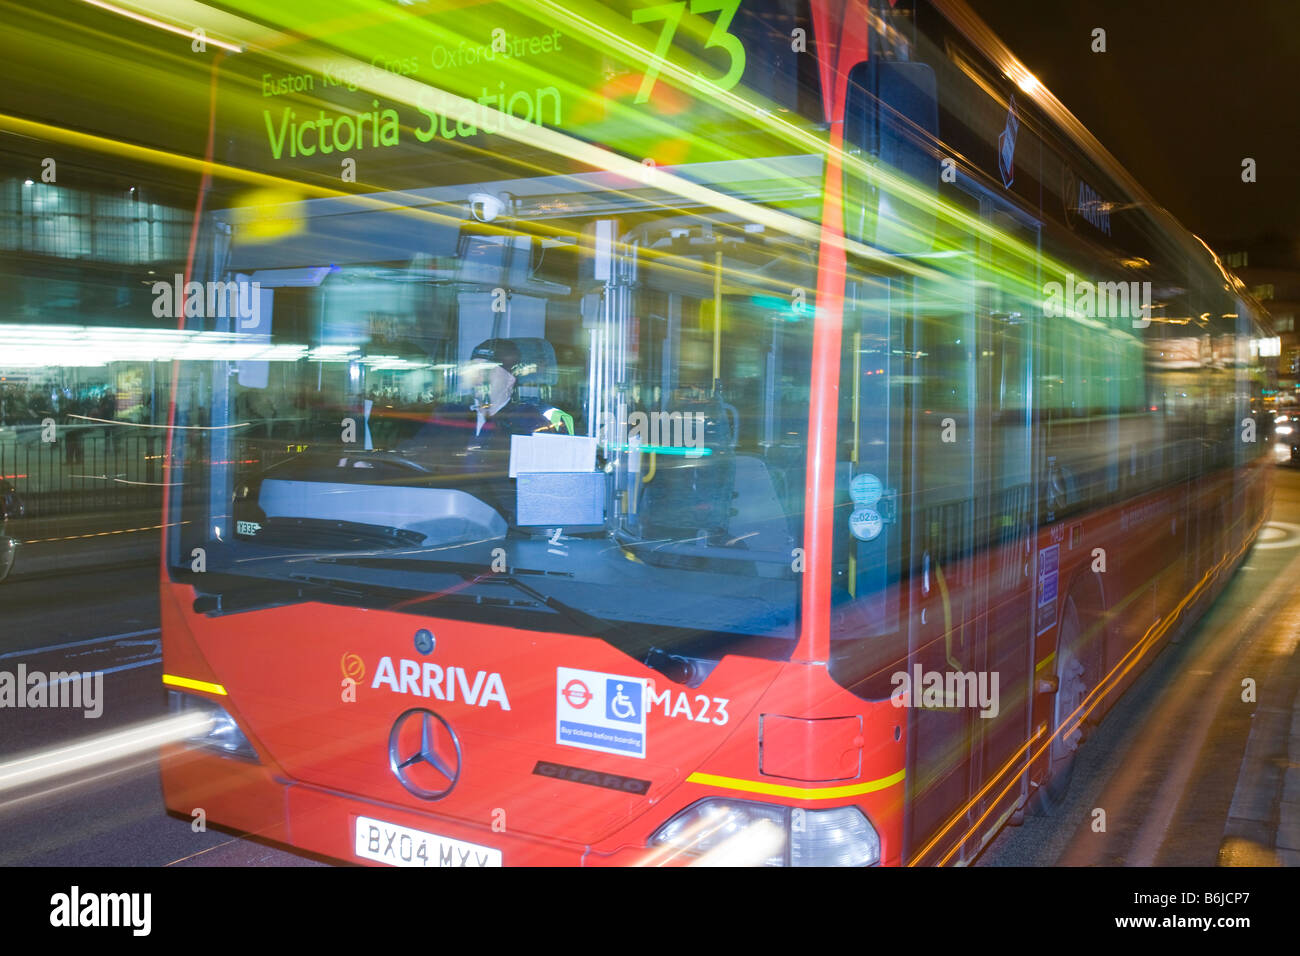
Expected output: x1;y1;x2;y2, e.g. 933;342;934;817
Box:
1033;596;1090;815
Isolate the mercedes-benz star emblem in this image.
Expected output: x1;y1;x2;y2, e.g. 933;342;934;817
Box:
388;708;462;800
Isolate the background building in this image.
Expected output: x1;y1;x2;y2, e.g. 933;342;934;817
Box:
1221;233;1300;399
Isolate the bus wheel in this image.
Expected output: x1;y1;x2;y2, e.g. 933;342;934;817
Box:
1034;596;1090;815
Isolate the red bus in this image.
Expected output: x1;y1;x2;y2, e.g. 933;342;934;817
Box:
158;0;1273;865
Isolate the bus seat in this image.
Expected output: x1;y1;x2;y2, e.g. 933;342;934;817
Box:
639;404;737;543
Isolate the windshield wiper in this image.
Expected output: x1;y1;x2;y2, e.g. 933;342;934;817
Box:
479;572;608;637
189;573;399;616
312;555;607;636
315;554;572;579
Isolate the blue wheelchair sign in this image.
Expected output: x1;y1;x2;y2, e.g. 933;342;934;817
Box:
605;679;641;723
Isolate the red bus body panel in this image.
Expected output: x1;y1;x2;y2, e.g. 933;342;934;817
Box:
160;579;910;864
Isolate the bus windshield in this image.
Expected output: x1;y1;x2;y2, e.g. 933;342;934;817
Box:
166;0;826;666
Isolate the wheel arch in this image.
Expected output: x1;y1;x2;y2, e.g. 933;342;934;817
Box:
1061;559;1110;676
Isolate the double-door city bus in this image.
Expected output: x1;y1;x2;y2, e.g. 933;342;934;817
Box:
156;0;1273;865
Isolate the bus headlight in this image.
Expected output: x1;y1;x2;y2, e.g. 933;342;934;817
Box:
168;691;259;761
790;805;881;867
649;798;880;866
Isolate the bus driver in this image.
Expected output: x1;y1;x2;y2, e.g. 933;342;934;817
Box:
465;338;572;446
402;338;573;523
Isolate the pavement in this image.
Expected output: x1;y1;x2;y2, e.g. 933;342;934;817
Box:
1219;609;1300;866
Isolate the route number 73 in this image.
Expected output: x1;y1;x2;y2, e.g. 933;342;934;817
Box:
631;0;747;104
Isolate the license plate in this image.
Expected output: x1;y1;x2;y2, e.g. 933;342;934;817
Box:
354;815;502;867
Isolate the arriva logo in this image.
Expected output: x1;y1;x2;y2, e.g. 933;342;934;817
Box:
371;655;510;710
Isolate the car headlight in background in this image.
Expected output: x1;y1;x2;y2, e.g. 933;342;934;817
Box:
168;691;259;761
649;798;880;866
1276;424;1293;435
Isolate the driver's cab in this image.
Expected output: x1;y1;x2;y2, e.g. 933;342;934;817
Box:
224;174;819;607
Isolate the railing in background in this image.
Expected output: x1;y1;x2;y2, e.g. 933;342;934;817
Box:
0;423;252;539
0;415;338;542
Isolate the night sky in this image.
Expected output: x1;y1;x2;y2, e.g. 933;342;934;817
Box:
964;0;1300;248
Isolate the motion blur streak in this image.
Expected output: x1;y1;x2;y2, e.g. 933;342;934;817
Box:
10;5;1060;300
926;516;1265;865
0;713;213;796
632;810;735;867
119;1;957;282
0;112;418;210
0;753;162;816
689;818;785;867
909;728;1043;866
79;0;245;52
69;414;252;431
23;522;186;544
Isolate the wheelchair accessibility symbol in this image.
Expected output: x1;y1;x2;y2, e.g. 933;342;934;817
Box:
606;680;640;723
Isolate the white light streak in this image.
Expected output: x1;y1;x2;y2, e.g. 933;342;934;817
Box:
0;713;213;796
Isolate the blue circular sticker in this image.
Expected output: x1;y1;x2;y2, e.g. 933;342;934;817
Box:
849;508;883;541
850;473;883;507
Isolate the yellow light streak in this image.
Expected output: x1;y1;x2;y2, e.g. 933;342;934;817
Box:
79;0;244;52
911;511;1268;865
22;521;188;545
